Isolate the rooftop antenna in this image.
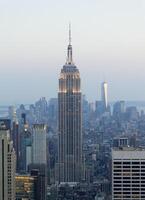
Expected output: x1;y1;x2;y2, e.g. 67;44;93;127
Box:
69;22;71;45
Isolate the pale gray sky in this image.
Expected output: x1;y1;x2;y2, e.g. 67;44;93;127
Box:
0;0;145;104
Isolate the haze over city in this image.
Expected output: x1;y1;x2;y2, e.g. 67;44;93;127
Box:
2;1;145;200
1;0;145;104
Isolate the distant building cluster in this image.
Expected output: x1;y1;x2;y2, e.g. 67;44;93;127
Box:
1;29;145;200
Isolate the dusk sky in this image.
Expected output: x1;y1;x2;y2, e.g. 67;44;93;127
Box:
0;0;145;104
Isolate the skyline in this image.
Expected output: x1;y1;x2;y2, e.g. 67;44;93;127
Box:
1;0;145;104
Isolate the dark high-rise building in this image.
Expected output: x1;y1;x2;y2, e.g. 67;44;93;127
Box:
20;126;32;172
12;121;20;171
16;169;47;200
21;113;26;125
28;165;47;200
57;26;82;182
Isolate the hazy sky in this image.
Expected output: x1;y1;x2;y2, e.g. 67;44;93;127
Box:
0;0;145;104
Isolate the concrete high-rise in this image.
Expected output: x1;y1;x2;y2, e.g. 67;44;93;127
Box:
0;121;16;200
101;81;108;111
32;124;47;164
30;124;47;200
58;25;82;182
112;147;145;200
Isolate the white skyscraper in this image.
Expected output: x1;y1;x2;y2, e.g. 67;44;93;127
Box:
0;127;16;200
112;147;145;200
101;81;108;110
32;124;47;164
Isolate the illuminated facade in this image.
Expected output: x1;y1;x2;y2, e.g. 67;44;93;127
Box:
15;175;35;200
58;26;82;182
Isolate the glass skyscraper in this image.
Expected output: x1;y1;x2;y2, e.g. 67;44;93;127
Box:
101;81;108;111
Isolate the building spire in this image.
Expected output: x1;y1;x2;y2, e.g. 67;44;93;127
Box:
69;22;71;45
66;23;73;65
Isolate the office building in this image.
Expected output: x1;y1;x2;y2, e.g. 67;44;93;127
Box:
48;98;58;129
31;124;47;200
16;170;45;200
113;101;125;119
32;124;47;164
112;147;145;200
0;122;16;200
20;126;32;172
113;137;129;148
58;25;82;182
95;100;104;117
15;174;36;200
12;121;20;171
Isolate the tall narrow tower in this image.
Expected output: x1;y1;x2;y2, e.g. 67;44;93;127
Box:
101;81;108;111
58;26;82;182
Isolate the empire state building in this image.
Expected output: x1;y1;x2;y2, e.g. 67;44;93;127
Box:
58;26;82;182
